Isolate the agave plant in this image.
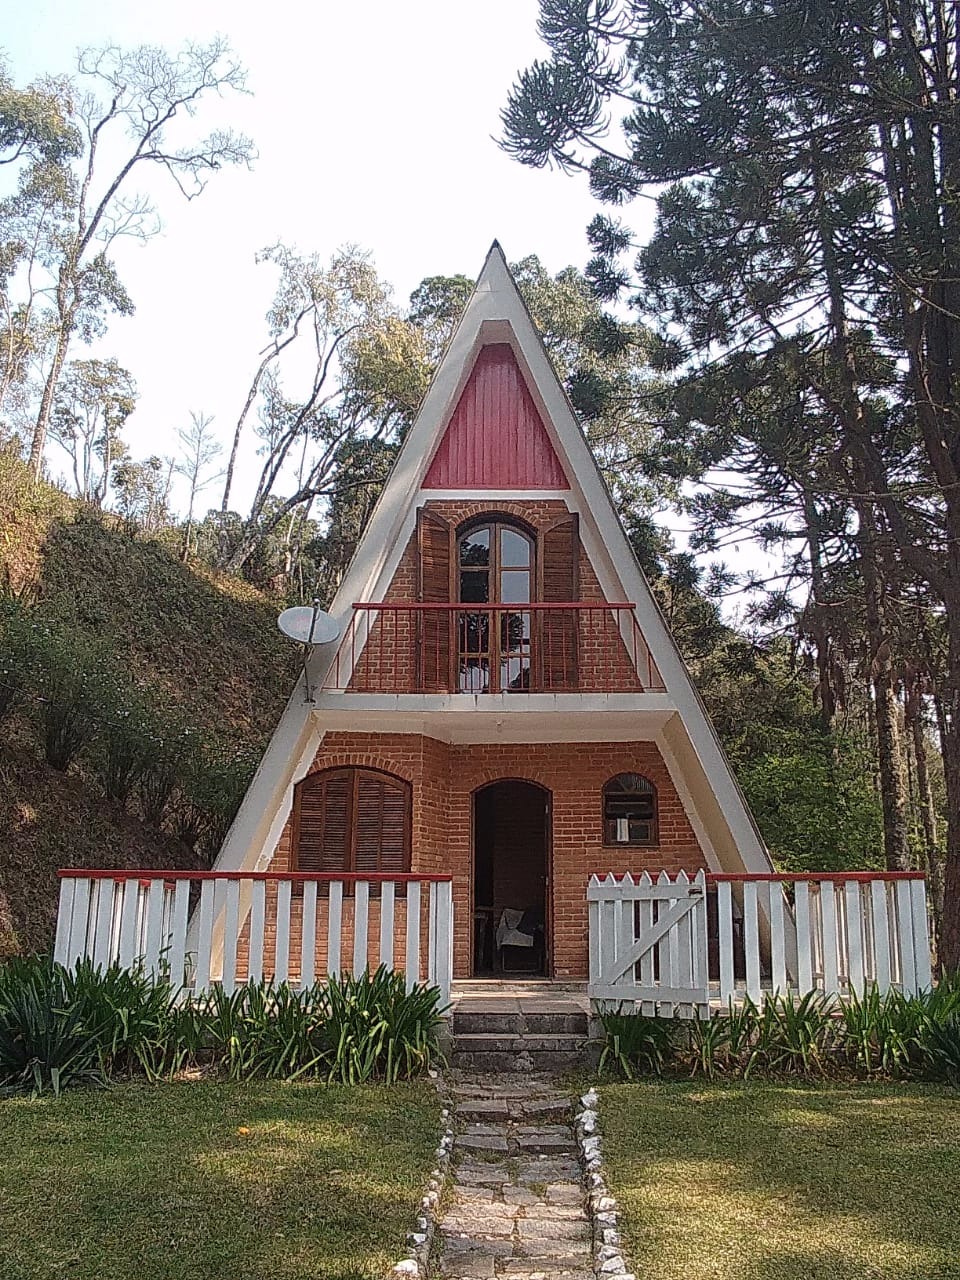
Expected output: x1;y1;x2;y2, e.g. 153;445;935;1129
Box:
598;1009;677;1079
319;967;445;1084
685;1013;731;1078
0;957;104;1096
752;991;835;1077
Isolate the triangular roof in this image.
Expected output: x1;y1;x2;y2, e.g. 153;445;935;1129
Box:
213;244;773;881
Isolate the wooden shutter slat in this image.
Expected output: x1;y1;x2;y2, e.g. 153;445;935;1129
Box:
416;507;455;692
538;512;579;690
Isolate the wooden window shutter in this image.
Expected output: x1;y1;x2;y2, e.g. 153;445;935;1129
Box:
416;506;455;691
294;770;351;873
293;767;411;875
537;512;580;690
355;771;410;873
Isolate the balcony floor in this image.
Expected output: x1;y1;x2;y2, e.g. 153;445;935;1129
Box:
309;692;677;743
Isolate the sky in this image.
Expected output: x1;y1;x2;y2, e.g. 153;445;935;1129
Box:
2;0;637;513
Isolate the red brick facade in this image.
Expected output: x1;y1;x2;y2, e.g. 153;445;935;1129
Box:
260;732;706;979
348;500;647;693
248;496;696;982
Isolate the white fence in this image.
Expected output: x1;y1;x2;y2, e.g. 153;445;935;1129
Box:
587;870;933;1015
53;871;454;1004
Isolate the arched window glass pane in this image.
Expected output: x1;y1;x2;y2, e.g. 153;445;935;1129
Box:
500;527;530;567
460;528;490;566
500;571;530;603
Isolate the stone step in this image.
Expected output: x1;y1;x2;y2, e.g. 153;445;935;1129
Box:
452;1049;596;1074
452;1033;588;1054
452;1010;590;1036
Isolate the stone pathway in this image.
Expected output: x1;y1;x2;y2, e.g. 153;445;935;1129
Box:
438;1074;594;1280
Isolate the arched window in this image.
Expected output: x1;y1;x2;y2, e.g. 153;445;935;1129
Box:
292;768;411;874
457;518;535;692
603;773;658;847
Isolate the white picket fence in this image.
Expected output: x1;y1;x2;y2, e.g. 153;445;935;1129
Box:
53;871;454;1004
587;870;933;1015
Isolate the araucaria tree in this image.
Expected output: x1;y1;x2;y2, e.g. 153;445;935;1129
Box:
503;0;960;966
0;42;253;479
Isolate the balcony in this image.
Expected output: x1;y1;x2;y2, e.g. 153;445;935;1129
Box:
322;602;665;695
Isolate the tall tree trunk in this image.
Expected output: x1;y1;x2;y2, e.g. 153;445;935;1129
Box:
938;608;960;972
802;494;836;734
29;320;71;481
906;668;943;952
857;506;911;870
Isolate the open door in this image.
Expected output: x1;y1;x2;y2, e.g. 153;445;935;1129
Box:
472;779;550;976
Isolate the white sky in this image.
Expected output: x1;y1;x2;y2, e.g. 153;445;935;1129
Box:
3;0;640;513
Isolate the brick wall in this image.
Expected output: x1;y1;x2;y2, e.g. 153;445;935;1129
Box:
255;732;706;980
345;498;644;693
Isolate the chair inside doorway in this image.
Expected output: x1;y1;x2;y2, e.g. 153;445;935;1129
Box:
473;779;549;976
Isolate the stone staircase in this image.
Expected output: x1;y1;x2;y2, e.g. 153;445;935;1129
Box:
448;984;599;1072
439;1075;594;1279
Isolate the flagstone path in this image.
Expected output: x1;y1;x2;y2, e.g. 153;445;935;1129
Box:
437;1074;594;1280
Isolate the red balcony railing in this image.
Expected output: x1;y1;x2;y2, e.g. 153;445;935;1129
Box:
322;602;665;694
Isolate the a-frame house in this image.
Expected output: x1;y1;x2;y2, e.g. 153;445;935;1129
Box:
210;243;775;982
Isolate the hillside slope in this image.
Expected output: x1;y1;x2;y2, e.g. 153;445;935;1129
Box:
0;451;298;955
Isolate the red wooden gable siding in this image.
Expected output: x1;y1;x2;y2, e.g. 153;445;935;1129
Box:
423;343;569;489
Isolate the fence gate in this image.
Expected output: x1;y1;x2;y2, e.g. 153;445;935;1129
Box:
587;870;709;1018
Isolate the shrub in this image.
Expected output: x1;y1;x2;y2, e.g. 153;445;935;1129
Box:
0;599;33;722
0;958;445;1096
0;957;106;1095
320;966;446;1084
19;622;107;771
94;678;155;804
598;1010;677;1078
597;982;960;1084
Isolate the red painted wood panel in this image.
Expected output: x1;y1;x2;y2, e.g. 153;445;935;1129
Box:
423;343;569;489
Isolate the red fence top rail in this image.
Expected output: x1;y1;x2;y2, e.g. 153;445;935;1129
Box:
351;601;637;611
58;869;454;883
706;871;925;883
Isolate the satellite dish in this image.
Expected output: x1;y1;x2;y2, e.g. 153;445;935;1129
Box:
277;605;340;646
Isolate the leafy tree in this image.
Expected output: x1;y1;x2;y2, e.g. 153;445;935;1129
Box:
219;244;426;579
49;357;136;504
174;412;221;561
503;0;960;960
0;42;254;480
113;455;174;533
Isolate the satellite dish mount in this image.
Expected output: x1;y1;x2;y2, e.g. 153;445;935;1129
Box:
277;599;341;704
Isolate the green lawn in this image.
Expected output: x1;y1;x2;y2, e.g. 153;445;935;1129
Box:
600;1079;960;1280
0;1079;440;1280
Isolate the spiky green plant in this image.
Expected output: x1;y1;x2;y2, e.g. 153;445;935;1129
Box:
685;1013;731;1078
598;1010;677;1079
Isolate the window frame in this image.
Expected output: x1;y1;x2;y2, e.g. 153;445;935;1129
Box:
291;766;412;874
456;515;537;694
601;772;659;848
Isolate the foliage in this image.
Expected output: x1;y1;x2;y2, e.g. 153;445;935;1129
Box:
598;1010;677;1078
49;358;137;504
0;958;445;1096
319;966;445;1085
598;983;960;1084
0;956;105;1095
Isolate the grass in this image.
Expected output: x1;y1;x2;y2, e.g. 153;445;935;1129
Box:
600;1079;960;1280
0;1079;440;1280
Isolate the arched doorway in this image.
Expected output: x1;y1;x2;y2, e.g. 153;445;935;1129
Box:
472;779;551;977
